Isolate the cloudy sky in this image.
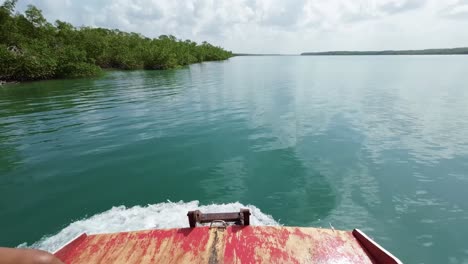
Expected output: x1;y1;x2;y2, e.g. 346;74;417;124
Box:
6;0;468;53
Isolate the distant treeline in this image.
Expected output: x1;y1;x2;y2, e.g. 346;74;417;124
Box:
301;47;468;56
0;0;232;82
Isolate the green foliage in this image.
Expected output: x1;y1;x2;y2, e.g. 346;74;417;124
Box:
0;42;57;81
1;0;17;14
25;5;47;27
0;45;16;80
54;45;102;78
0;2;232;82
56;62;102;78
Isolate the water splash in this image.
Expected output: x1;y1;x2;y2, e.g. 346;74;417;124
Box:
24;201;278;253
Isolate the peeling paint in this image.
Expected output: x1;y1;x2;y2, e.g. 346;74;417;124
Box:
55;226;378;263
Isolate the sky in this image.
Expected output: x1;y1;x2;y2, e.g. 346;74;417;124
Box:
5;0;468;53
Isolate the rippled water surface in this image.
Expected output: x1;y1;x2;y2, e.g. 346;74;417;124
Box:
1;56;468;263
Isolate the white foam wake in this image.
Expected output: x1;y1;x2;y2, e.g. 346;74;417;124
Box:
26;201;278;253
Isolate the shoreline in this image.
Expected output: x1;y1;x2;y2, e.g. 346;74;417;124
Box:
0;59;231;85
0;80;19;86
301;47;468;56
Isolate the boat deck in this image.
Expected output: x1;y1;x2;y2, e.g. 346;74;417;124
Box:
54;226;400;263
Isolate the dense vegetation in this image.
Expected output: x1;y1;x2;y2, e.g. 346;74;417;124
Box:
301;47;468;56
0;0;232;82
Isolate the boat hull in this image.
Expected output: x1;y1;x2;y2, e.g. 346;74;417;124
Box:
54;226;401;263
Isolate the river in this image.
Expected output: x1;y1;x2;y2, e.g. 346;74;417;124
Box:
1;56;468;263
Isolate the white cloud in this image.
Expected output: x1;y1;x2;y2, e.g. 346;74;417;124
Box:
440;0;468;19
5;0;468;53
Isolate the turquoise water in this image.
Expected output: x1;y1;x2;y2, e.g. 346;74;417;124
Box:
1;56;468;263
